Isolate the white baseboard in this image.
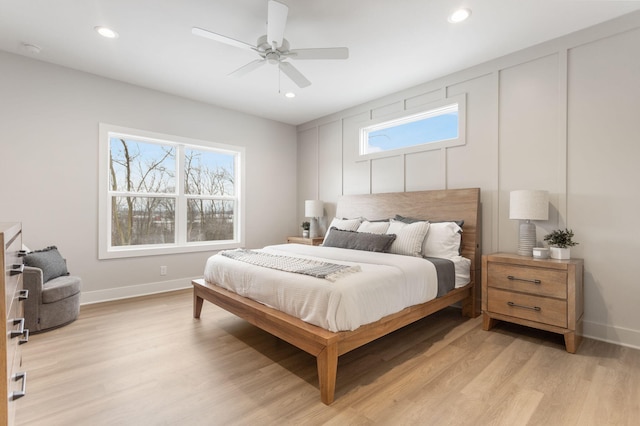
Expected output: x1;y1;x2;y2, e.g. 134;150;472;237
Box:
583;320;640;350
80;277;198;305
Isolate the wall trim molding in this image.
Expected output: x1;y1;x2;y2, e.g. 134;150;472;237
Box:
80;277;195;305
583;320;640;351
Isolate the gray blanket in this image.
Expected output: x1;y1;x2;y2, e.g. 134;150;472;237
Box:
424;257;456;297
221;249;361;282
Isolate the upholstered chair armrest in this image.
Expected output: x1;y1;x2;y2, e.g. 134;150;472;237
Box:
23;266;45;305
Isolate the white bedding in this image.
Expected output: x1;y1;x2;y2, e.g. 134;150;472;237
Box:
204;244;470;332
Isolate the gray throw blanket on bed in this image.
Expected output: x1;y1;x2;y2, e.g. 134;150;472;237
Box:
221;249;362;282
425;257;456;297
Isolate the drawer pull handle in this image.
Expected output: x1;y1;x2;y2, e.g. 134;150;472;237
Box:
507;301;541;312
10;371;27;401
19;328;29;345
18;250;28;257
10;318;25;338
507;275;541;284
18;289;29;301
10;264;24;276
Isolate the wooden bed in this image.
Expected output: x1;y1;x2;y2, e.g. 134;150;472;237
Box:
192;187;481;404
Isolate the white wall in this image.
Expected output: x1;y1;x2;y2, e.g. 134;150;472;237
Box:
296;11;640;349
0;52;298;303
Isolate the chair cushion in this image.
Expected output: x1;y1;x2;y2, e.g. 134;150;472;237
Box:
42;275;81;304
24;246;69;283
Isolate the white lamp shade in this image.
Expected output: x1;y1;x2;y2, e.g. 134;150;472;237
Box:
509;190;549;220
305;200;324;218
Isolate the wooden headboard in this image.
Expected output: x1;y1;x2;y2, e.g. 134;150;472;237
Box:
335;188;482;277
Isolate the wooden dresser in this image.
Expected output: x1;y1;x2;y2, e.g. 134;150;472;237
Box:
1;223;28;425
482;252;584;353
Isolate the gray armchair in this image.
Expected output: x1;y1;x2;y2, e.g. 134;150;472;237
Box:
23;266;81;333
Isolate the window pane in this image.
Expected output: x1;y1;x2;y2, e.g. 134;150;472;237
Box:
184;148;235;196
110;138;176;193
111;196;175;246
361;103;459;155
187;199;234;242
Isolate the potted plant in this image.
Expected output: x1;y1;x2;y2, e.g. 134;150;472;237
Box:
544;228;578;260
301;221;310;238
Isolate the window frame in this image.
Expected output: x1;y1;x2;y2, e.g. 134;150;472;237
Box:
99;123;245;259
358;94;466;161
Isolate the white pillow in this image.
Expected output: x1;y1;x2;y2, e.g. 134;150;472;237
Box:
422;222;462;259
386;219;430;257
357;220;390;234
324;217;362;240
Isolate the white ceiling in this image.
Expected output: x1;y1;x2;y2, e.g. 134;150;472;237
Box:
1;1;639;126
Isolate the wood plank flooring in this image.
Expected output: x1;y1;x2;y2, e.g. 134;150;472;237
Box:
16;289;640;425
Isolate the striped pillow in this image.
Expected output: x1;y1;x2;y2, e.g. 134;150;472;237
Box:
357;220;390;234
386;219;430;257
323;217;362;241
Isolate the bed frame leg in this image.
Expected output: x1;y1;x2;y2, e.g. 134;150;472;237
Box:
461;288;478;318
193;291;204;319
317;343;338;405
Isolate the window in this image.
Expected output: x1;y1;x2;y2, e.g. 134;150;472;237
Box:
99;124;244;259
359;95;466;159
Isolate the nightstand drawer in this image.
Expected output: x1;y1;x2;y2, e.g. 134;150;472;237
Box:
487;263;567;299
487;288;567;328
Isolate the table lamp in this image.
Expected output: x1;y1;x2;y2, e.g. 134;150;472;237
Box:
509;190;549;256
305;200;324;238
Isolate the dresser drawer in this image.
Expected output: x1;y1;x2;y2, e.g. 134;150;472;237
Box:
487;263;567;299
4;235;23;316
487;288;567;328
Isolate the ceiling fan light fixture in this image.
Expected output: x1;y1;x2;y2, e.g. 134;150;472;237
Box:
448;8;471;23
192;0;348;89
95;26;119;39
284;92;296;98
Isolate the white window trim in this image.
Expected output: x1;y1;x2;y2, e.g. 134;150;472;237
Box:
98;123;245;259
358;94;466;161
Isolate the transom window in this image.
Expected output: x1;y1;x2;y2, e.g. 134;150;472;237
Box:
359;95;466;159
99;124;244;259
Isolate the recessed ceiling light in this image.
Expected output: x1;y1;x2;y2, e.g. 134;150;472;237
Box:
448;8;471;23
95;26;119;39
285;92;296;99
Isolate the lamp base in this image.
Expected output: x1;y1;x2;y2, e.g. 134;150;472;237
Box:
517;221;536;257
309;217;319;238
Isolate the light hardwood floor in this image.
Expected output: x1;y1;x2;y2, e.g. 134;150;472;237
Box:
16;289;640;425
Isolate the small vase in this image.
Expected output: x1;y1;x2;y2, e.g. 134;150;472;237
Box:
302;230;309;238
550;247;570;260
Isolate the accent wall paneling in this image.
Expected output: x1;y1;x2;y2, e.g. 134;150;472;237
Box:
318;120;343;224
405;150;442;192
296;11;640;348
567;26;640;346
371;156;404;194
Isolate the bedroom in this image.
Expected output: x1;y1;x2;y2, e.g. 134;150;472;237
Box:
1;1;639;424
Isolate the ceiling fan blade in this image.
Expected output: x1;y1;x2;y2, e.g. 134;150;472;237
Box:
229;59;266;77
267;0;288;48
279;62;311;88
192;27;256;52
287;47;349;60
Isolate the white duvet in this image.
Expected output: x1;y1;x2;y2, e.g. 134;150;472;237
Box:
204;244;470;332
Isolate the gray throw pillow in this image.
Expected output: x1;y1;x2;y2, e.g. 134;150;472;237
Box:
323;228;396;253
24;246;69;283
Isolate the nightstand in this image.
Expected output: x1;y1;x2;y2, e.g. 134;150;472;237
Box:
286;236;324;246
482;252;584;353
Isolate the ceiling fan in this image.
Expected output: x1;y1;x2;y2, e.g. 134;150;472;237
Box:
192;0;349;88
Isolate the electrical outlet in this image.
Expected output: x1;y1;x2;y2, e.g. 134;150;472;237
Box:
160;266;167;276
